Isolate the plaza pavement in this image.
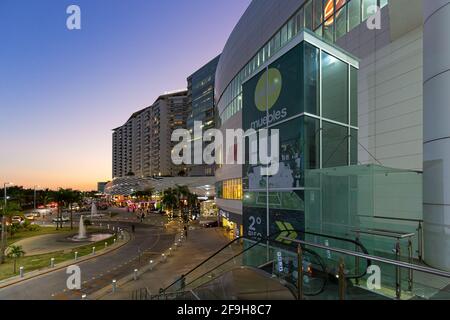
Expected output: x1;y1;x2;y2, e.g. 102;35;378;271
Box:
98;227;232;300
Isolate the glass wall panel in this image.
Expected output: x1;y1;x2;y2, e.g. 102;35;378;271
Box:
348;0;361;31
313;0;323;30
303;43;320;115
269;118;304;189
322;121;349;168
335;6;347;40
305;1;313;30
362;0;377;21
323;17;334;42
322;52;348;124
350;66;358;126
350;128;358;165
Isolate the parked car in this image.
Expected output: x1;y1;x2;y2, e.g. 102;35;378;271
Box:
52;216;70;223
201;220;219;228
11;216;24;224
24;213;35;220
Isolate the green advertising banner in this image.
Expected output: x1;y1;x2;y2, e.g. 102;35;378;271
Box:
242;43;302;131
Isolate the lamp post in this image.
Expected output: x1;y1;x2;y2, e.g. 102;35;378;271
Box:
1;182;13;264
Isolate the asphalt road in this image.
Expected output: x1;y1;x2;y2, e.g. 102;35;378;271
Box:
0;219;176;300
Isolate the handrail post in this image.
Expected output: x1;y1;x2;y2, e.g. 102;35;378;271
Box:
408;238;413;291
418;221;423;262
338;259;346;300
395;240;402;300
297;244;303;300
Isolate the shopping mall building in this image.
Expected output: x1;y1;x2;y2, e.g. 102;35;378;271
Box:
214;0;450;271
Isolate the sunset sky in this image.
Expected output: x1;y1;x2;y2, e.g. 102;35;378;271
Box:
0;0;251;191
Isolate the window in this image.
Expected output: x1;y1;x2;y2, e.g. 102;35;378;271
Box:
281;24;288;46
350;128;358;165
348;0;361;31
322;52;348;124
313;0;323;30
303;43;320;115
323;16;334;42
350;67;358;126
362;0;377;21
322;121;349;168
305;0;313;30
335;6;348;40
222;179;243;200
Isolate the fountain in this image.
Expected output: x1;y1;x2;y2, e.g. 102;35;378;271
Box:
77;215;87;240
91;202;97;219
68;214;111;242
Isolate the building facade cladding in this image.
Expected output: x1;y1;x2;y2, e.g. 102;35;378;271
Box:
186;55;221;177
112;90;189;179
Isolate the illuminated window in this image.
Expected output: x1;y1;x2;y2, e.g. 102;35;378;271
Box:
221;178;243;200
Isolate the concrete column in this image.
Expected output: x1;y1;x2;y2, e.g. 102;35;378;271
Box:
423;0;450;271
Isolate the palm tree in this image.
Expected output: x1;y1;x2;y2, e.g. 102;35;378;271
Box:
39;189;53;207
53;189;73;230
161;188;177;216
68;190;82;230
7;245;25;274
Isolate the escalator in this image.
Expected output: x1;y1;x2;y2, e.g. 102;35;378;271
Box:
144;230;372;300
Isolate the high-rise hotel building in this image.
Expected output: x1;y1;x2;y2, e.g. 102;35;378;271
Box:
112;90;189;179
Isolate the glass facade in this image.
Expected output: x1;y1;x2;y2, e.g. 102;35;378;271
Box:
241;38;358;241
187;55;220;176
218;0;388;127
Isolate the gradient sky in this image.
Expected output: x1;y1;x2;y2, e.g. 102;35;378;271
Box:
0;0;251;191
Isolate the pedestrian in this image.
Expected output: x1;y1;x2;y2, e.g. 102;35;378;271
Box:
131;224;135;233
141;212;145;223
184;225;188;238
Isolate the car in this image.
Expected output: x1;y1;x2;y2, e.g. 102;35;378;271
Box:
201;220;219;228
24;213;35;220
11;216;24;224
52;216;70;223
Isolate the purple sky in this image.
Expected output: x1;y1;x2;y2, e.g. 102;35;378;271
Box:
0;0;251;191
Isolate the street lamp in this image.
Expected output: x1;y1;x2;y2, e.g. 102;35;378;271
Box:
1;182;14;264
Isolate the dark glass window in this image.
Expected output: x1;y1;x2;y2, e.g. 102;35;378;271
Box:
322;121;349;168
304;116;320;172
322;52;348;124
303;43;320;115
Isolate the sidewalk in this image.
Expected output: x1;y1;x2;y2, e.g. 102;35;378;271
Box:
97;227;231;300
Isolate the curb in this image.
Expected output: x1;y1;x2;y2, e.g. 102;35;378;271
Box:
0;230;132;290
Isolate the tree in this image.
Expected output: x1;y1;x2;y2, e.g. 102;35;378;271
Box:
38;189;53;207
7;245;25;274
53;188;74;230
68;190;82;230
161;188;177;216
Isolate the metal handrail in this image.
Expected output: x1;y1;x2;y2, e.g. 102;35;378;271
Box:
281;236;450;278
355;214;424;262
151;230;371;301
